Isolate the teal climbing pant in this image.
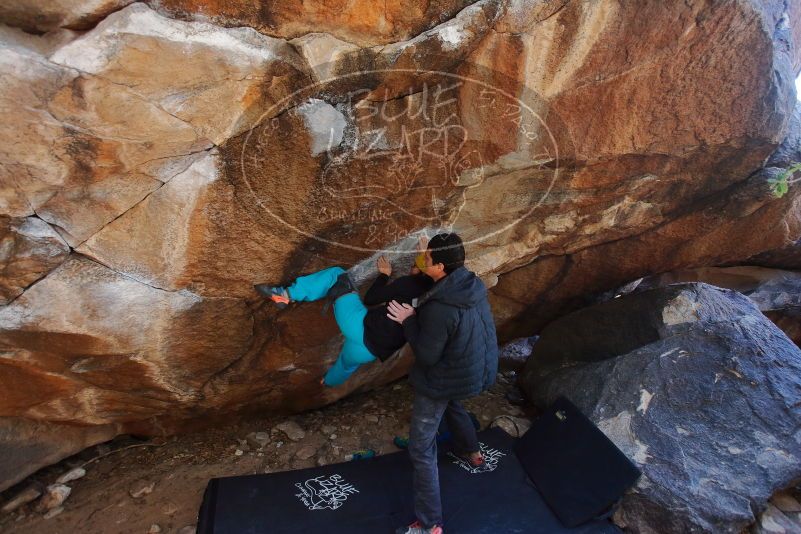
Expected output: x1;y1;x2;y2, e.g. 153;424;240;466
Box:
286;267;376;386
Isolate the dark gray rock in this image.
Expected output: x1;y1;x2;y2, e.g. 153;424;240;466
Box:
498;336;538;371
601;266;801;347
608;266;801;311
520;283;801;534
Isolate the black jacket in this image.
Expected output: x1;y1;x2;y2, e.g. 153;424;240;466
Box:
402;267;498;400
362;273;434;361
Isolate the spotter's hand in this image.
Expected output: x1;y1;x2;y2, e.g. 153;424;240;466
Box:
387;300;415;323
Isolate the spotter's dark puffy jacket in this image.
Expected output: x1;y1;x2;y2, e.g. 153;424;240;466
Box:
402;266;499;400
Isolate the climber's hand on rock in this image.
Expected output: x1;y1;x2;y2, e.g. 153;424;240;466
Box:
377;255;392;276
387;300;414;323
416;234;428;253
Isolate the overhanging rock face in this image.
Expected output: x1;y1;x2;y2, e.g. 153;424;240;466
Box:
0;0;800;489
520;283;801;534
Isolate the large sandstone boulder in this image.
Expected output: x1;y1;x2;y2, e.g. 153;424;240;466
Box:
520;283;801;533
492;87;801;341
0;0;800;488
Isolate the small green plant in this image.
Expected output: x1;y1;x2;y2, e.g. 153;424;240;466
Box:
769;162;801;198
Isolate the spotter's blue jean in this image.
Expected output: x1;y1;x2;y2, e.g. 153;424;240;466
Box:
286;267;376;386
408;392;480;528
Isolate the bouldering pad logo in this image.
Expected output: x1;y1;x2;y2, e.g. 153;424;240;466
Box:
448;442;506;474
294;474;359;510
239;64;566;254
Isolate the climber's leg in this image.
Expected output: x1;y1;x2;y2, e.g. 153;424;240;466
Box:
322;294;375;386
284;266;346;302
323;338;376;386
333;292;368;341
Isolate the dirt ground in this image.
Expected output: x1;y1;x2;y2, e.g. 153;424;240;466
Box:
0;372;529;534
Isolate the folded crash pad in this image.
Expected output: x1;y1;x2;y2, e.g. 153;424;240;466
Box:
197;426;626;533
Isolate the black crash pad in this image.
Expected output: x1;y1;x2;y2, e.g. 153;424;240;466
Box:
515;397;642;527
197;427;624;533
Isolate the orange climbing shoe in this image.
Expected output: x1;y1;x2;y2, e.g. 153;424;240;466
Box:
254;284;291;309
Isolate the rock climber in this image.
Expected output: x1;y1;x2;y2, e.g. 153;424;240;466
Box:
254;239;433;387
